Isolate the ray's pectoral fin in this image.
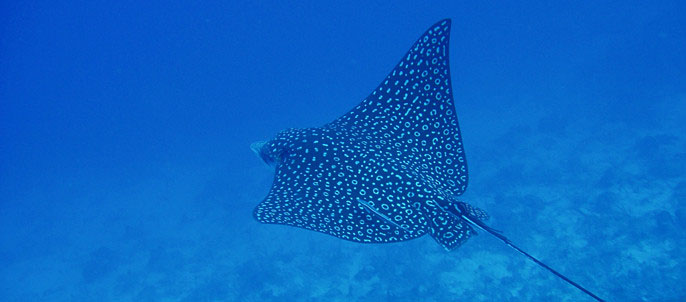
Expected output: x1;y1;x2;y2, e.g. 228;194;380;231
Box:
426;203;476;251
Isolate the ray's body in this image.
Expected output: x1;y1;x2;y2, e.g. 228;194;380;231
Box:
252;19;605;301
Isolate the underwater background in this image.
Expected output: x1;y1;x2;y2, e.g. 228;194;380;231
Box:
1;1;685;301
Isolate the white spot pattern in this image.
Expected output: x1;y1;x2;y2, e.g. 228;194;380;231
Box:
253;19;482;250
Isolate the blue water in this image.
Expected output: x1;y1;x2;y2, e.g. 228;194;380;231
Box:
2;1;685;301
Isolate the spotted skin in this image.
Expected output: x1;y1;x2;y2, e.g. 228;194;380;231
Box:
253;19;486;250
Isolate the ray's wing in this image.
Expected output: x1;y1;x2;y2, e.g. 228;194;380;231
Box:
327;19;468;197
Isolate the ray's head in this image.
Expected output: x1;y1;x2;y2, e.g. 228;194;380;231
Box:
251;140;286;167
251;128;301;167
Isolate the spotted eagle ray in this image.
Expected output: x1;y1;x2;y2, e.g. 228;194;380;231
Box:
251;19;604;301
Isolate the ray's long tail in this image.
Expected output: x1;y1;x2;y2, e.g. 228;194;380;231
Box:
452;202;606;302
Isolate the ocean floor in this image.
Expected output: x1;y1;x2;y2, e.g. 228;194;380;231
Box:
2;95;684;302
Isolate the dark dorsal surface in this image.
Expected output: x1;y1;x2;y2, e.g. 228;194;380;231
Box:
254;19;478;250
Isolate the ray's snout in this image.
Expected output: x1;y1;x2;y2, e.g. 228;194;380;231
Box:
250;141;266;156
251;140;278;167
